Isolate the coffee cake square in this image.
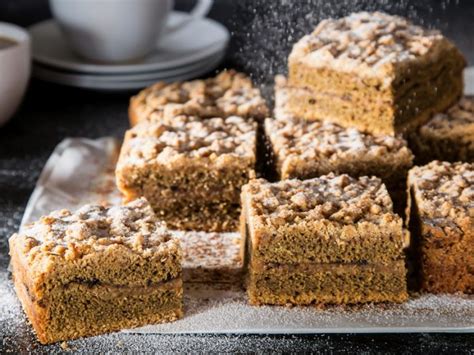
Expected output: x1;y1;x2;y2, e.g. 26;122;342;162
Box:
9;198;183;344
287;12;465;136
407;161;473;293
241;174;409;305
116;114;257;232
410;97;474;164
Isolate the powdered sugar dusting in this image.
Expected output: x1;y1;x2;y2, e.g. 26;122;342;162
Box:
0;271;22;324
230;0;447;85
126;283;473;334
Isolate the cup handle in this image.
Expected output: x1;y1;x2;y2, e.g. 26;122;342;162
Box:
164;0;214;34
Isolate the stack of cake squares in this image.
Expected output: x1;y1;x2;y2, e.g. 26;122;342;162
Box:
115;70;271;287
116;70;269;233
243;11;472;305
266;12;466;212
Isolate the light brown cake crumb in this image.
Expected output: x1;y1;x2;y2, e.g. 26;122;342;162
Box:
116;113;257;232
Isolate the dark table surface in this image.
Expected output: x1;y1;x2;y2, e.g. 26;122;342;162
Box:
1;0;474;353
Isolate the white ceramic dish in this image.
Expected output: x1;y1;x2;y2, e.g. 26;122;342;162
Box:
34;51;224;83
0;23;31;127
29;12;229;74
32;51;225;91
49;0;213;63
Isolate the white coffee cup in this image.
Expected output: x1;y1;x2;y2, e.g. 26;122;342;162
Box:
0;23;31;127
49;0;213;63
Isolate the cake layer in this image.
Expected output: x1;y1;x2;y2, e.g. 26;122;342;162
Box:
284;65;463;135
9;199;182;289
119;164;254;208
241;175;408;265
242;214;406;265
13;270;183;344
157;201;240;233
247;260;408;306
409;207;474;293
288;52;463;108
417;253;473;294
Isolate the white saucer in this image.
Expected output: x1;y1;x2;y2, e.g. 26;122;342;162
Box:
29;11;229;74
32;52;224;91
35;51;224;82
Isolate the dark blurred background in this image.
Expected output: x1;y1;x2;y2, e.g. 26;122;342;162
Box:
0;0;473;83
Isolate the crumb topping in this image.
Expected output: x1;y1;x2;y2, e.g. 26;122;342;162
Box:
244;174;397;228
421;97;474;141
270;76;413;167
409;161;474;222
289;12;447;80
120;114;256;167
133;70;269;123
267;116;410;166
13;198;177;261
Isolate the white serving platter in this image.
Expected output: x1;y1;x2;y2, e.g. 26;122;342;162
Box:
16;135;473;334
